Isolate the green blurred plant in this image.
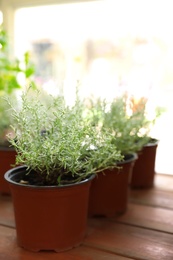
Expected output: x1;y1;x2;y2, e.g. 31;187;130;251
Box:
85;94;164;155
0;25;36;144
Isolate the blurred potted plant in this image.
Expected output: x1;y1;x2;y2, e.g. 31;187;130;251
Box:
128;95;164;188
86;96;138;217
4;87;122;252
87;94;163;198
0;25;36;194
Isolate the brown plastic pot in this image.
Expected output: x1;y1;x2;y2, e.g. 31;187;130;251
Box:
0;145;16;195
88;153;137;218
130;138;159;189
4;165;95;252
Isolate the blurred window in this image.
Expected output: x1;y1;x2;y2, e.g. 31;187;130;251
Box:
12;0;173;174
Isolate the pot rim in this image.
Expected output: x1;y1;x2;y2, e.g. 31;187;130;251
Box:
0;145;15;151
117;152;138;166
4;165;95;189
144;138;159;147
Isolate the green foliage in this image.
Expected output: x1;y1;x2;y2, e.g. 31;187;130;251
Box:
104;96;150;154
7;87;123;186
0;26;36;94
86;94;162;155
0;25;36;143
0;96;12;144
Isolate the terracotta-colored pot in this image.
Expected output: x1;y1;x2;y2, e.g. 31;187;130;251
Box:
0;145;16;195
130;138;159;189
88;153;137;218
4;165;94;252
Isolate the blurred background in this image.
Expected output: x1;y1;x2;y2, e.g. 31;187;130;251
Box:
1;0;173;174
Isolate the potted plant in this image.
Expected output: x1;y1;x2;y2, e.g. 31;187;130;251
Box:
0;25;36;194
86;96;138;217
4;87;122;252
87;94;163;192
128;96;163;188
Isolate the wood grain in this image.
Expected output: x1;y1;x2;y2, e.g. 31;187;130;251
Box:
86;218;173;260
1;173;173;259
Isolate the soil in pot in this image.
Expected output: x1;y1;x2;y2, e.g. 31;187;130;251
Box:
88;153;137;218
4;166;95;252
130;138;159;189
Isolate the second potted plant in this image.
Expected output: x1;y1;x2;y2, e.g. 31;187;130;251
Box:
86;96;138;217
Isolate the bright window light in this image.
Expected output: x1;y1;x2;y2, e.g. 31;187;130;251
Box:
14;0;173;174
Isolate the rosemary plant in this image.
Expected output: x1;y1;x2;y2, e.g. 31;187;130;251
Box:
86;94;162;155
8;88;123;186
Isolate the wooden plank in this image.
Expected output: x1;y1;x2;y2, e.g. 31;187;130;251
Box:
155;173;173;192
115;203;173;233
129;188;173;210
0;225;131;260
0;195;15;228
129;173;173;209
85;218;173;260
67;246;131;260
